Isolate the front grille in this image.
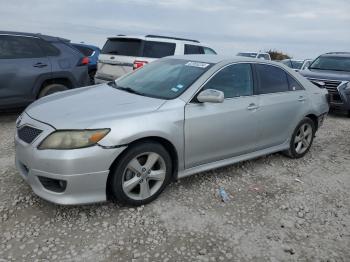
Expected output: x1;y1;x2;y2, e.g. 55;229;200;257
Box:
308;78;342;91
308;78;344;104
17;125;43;144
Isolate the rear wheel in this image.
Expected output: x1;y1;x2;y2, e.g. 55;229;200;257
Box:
109;142;172;206
38;84;68;98
284;118;315;159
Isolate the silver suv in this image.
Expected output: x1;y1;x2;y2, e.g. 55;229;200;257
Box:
95;35;217;83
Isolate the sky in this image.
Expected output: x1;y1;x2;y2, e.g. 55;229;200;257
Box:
1;0;349;59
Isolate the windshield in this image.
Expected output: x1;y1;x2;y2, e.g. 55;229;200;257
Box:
237;52;257;58
309;56;350;72
291;60;303;69
115;59;213;99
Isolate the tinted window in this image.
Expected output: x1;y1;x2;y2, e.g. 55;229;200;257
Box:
184;44;204;55
38;40;60;56
0;35;44;59
101;38;142;56
143;41;176;58
116;59;212;99
73;45;94;56
203;47;217;55
309;55;350;72
287;74;303;91
256;64;289;94
203;63;253;98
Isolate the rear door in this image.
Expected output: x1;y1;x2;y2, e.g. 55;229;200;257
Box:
254;63;308;149
185;63;259;168
0;35;51;107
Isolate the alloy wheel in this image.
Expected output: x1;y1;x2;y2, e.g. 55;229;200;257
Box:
122;152;166;201
294;123;313;154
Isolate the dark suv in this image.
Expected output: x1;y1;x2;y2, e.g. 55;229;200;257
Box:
0;31;90;109
300;52;350;116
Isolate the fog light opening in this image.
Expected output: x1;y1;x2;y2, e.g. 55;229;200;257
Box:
38;176;67;193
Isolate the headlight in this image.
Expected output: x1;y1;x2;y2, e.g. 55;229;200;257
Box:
345;82;350;90
38;129;110;150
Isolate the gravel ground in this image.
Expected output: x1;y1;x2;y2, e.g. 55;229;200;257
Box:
0;112;349;262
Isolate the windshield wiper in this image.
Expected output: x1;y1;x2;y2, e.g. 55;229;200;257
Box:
309;67;350;72
116;86;145;96
107;81;117;87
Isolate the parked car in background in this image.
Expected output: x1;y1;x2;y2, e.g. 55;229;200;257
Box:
300;59;313;71
72;43;100;84
236;52;271;60
0;31;89;109
15;55;328;206
94;35;217;83
281;59;304;72
300;52;350;116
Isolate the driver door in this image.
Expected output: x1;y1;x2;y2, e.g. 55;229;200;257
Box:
184;63;259;169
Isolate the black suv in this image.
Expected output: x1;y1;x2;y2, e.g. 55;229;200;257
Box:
300;52;350;116
0;31;90;109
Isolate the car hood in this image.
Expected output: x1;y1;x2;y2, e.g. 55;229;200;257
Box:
26;84;166;129
300;68;350;81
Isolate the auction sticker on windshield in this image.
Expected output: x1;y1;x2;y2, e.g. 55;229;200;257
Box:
185;62;210;68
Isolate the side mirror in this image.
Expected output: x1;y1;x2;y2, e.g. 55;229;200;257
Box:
197;89;224;103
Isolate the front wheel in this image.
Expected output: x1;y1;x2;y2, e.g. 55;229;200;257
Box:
284;118;315;159
109;142;172;206
38;84;68;98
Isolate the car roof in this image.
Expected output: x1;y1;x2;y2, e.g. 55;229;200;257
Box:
0;30;70;42
168;54;279;65
107;34;207;45
322;52;350;58
71;43;100;51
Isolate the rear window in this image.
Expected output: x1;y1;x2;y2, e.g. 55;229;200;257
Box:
102;38;142;56
73;45;94;56
143;41;175;58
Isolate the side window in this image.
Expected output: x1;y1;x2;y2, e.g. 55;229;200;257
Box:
38;40;60;56
287;74;304;91
202;64;254;98
184;44;204;55
0;35;44;59
203;47;217;55
143;41;176;58
73;45;93;56
256;64;289;94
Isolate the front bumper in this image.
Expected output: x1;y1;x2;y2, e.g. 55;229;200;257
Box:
14;113;127;205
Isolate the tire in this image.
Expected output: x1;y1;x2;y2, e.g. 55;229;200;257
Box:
38;84;68;98
109;142;172;206
283;118;316;159
347;110;350;118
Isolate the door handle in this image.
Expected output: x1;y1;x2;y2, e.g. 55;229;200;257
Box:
298;96;306;102
33;62;48;68
247;103;259;111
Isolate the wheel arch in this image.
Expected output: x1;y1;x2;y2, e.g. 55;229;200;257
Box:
106;136;179;200
305;113;318;131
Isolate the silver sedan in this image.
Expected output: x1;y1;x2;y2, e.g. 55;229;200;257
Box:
14;55;329;206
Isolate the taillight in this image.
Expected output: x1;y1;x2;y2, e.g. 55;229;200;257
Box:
78;57;89;66
133;60;148;70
